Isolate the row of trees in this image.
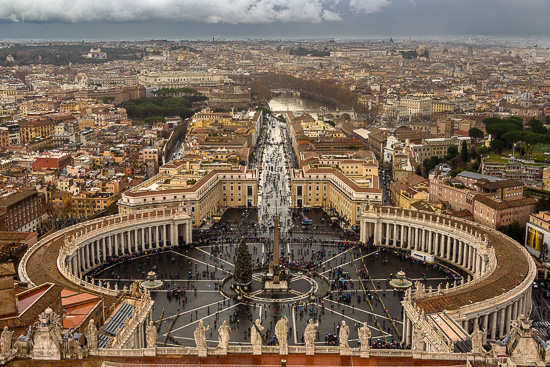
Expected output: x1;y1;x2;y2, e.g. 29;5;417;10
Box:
484;116;550;156
289;47;330;57
255;73;366;113
119;95;207;121
249;80;272;100
418;140;476;178
0;44;140;66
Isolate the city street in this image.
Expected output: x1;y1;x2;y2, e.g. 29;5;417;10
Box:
257;115;292;234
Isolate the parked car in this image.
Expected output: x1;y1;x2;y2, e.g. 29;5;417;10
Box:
545;290;550;298
533;281;539;289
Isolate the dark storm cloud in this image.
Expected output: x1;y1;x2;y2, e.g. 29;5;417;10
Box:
0;0;549;39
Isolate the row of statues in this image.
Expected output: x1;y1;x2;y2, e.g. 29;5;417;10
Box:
187;318;372;355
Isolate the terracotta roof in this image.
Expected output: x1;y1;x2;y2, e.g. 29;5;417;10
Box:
474;195;538;210
125;169;248;197
408;174;428;186
451;209;473;218
304;168;382;194
0;189;39;208
0;231;36;242
0;262;15;277
477;179;523;190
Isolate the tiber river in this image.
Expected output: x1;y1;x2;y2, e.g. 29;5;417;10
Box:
268;94;326;119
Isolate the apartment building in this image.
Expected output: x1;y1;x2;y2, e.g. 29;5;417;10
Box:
290;167;383;227
118;167;258;227
430;172;538;228
0;189;46;232
139;70;231;88
18;119;55;144
473;195;537;229
409;137;472;163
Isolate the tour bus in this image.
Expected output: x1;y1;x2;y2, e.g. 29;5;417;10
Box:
411;250;434;264
302;219;313;226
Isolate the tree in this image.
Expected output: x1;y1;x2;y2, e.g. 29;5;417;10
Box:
526;118;549;134
497;221;525;244
447;146;459;161
501;130;546;157
490;139;505;153
468;128;484;139
249;80;272;100
234;238;252;290
461;140;468;162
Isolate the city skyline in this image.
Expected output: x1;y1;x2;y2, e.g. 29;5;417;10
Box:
1;0;550;41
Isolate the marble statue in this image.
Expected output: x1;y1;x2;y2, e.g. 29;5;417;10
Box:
275;316;289;354
217;321;231;350
412;328;425;353
146;321;157;349
194;320;209;350
304;319;318;349
0;326;13;357
339;321;350;352
471;324;484;354
14;327;32;359
84;319;98;350
358;323;371;352
251;319;264;350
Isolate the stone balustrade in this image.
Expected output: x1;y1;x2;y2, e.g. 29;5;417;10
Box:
109;293;153;349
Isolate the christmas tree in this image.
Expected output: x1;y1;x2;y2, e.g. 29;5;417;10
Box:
234;237;252;290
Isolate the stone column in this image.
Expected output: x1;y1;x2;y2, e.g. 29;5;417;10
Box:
385;222;390;246
505;304;512;333
499;307;505;338
171;223;177;247
142;228;146;250
107;236;112;257
78;248;83;274
90;241;96;266
491;311;498;339
149;227;153;249
482;314;489;334
156;226;160;247
403;313;409;345
101;238;106;262
512;301;518;321
84;244;89;269
407;226;412;249
187;222;192;244
519;297;524;316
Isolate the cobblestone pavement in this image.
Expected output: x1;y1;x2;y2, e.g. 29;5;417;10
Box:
94;239;463;349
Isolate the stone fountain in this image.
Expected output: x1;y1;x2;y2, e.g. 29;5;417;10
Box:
140;271;163;290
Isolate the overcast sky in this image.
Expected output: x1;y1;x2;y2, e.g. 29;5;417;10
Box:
0;0;549;40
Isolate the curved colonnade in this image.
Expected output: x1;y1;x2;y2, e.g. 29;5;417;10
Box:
360;205;535;350
19;207;192;297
